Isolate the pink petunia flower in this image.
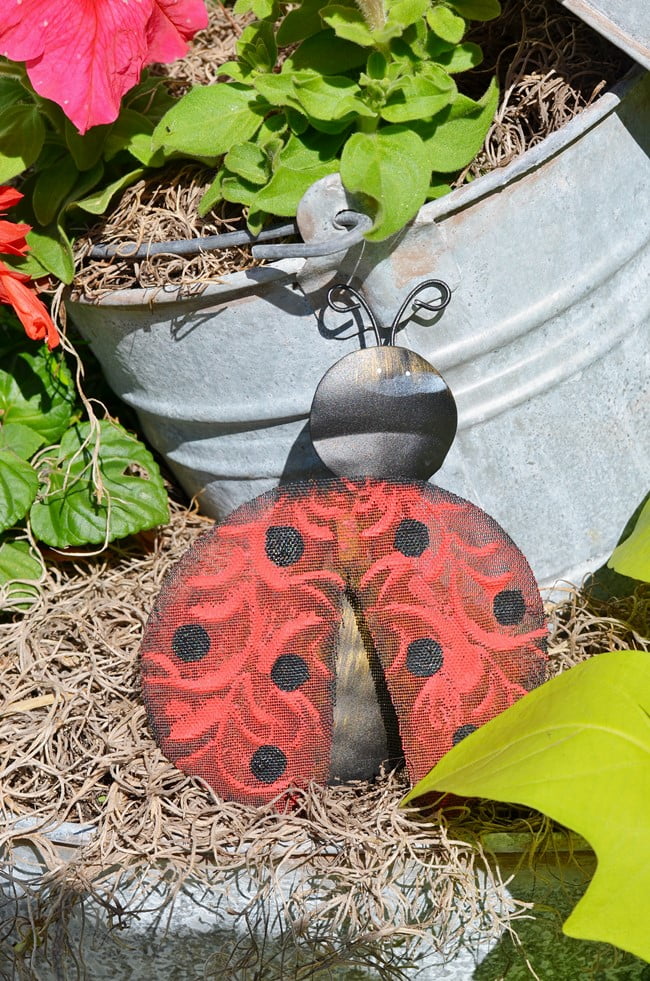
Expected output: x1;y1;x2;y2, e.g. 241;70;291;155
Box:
0;0;208;134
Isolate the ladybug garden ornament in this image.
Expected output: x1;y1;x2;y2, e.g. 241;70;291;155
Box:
141;282;548;805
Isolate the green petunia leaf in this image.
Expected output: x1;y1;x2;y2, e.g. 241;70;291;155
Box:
403;650;650;962
340;126;431;240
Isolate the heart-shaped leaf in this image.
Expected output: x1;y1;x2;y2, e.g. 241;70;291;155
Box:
30;420;169;547
403;650;650;962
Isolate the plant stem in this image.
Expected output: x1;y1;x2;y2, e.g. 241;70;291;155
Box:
355;0;386;32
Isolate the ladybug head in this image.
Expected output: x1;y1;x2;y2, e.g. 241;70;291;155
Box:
310;282;457;481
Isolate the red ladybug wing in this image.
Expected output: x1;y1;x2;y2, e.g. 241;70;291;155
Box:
141;485;347;805
354;481;548;783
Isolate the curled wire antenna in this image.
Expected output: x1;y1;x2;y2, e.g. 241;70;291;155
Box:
326;280;451;347
326;284;381;346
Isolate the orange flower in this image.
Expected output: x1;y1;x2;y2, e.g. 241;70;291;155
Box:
0;264;60;350
0;187;31;256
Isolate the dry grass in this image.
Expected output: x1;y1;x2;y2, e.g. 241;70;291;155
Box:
1;486;647;976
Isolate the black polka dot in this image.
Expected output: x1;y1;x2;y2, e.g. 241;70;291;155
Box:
453;724;478;745
271;654;309;691
172;623;210;662
406;638;443;677
394;519;429;557
265;525;305;567
493;589;526;626
250;745;287;784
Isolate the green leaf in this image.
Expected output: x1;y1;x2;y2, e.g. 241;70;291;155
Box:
61;160;105;211
224;142;270;185
251;0;278;18
0;76;28;110
0;339;75;444
64;119;109;171
0;422;45;461
72;168;146;216
30;421;169;548
293;72;373;122
0;104;46;182
0;449;38;533
198;171;224;216
403;650;650;962
253;160;339;216
421;77;498;172
25;225;74;284
32;163;80;227
608;496;650;583
253;72;302;110
236;20;278;72
0;537;43;611
381;71;456;122
434;40;483;72
152;85;264;157
277;0;327;44
386;0;430;30
427;4;466;43
221;172;260;207
320;5;376;46
104;109;163;166
279;130;346;169
340;127;431;240
287;30;367;74
445;0;501;20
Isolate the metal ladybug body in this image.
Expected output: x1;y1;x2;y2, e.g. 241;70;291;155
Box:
141;282;548;806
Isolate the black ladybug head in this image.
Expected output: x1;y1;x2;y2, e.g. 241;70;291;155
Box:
309;283;457;481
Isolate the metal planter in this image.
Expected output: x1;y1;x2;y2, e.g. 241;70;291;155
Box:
66;69;650;589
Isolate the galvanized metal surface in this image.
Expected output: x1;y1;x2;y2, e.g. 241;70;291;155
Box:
559;0;650;69
67;70;650;589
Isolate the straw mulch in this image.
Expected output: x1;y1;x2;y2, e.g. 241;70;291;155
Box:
1;483;648;978
72;0;631;298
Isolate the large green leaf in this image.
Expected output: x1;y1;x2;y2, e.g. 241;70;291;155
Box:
403;650;650;962
420;78;499;172
0;104;45;182
608;496;650;583
254;160;339;215
340;126;431;240
381;71;456;123
29;421;169;547
0;421;45;461
25;225;75;284
0;449;38;533
277;0;330;44
32;163;80;227
0;340;75;444
152;85;265;157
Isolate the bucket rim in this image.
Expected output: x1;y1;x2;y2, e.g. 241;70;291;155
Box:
68;67;643;311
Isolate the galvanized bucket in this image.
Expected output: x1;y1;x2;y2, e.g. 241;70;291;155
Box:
67;68;650;589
